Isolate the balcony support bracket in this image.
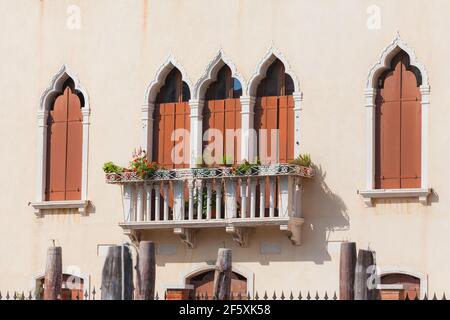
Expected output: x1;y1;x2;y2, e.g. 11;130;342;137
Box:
226;226;251;248
280;218;304;246
174;228;197;249
123;229;141;246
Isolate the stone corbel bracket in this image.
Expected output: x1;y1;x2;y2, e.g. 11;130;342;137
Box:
226;226;251;248
280;218;304;246
174;228;197;249
124;229;141;246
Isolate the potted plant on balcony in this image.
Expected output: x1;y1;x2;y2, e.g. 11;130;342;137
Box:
103;162;124;182
130;150;159;180
289;153;314;176
235;159;261;176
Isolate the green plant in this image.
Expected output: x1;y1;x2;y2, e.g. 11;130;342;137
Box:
235;159;261;175
290;153;312;167
102;162;124;174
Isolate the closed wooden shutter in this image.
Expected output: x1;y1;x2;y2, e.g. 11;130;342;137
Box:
203;98;241;164
255;96;294;163
46;86;82;201
154;102;190;169
375;52;421;189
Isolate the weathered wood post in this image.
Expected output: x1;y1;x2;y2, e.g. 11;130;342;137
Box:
135;241;156;300
354;249;379;300
44;246;62;300
101;245;133;300
339;242;357;300
213;248;232;300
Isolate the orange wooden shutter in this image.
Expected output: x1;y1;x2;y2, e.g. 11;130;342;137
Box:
46;87;82;201
65;89;83;200
154;102;190;169
46;91;69;200
375;53;421;189
278;96;295;163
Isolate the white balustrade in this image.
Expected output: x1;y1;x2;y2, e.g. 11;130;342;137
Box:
119;172;303;224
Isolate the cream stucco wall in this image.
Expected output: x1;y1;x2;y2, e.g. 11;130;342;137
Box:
0;0;449;297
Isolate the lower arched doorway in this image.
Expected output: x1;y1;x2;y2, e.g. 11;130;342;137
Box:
379;273;421;300
35;274;84;300
186;270;247;300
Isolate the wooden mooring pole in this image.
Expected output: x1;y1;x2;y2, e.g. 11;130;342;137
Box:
213;248;232;300
354;249;379;300
135;241;156;300
339;242;357;300
44;246;62;300
101;245;133;300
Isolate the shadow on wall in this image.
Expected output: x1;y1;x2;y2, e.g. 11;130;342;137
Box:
298;164;350;264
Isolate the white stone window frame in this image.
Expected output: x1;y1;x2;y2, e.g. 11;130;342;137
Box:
32;65;91;216
246;46;303;162
192;49;248;165
142;55;194;164
360;33;431;207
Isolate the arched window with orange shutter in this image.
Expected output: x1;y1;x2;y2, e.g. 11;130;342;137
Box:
202;65;242;165
45;79;83;201
375;51;422;189
254;59;295;164
153;68;190;169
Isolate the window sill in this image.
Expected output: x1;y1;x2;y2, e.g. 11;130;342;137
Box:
358;188;431;207
31;200;90;216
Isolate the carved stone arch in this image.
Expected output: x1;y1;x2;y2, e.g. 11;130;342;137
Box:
193;49;246;100
144;54;193;104
40;64;90;112
366;32;429;89
247;46;300;97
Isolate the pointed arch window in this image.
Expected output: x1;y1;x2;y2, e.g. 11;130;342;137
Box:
255;59;295;164
153;68;190;169
202;65;242;165
46;79;83;200
32;66;91;216
375;51;422;189
360;36;431;206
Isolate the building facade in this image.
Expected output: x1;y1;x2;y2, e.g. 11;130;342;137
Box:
0;0;448;299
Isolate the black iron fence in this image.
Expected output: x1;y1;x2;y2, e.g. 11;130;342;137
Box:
0;288;446;300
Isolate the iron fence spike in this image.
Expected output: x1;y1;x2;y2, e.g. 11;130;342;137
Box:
315;291;320;300
280;291;285;300
247;291;251;300
0;291;2;300
443;293;447;301
298;291;302;300
84;290;88;299
272;291;277;300
6;291;10;300
28;291;33;300
21;291;25;300
405;293;410;300
433;293;438;300
13;292;17;300
289;291;294;300
324;291;329;300
306;291;311;300
255;291;259;300
155;292;159;300
333;291;338;300
263;291;268;300
237;292;242;300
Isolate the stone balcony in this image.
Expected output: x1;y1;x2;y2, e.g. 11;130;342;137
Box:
106;164;314;248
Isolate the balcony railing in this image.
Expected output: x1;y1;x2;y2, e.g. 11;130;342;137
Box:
106;164;314;248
